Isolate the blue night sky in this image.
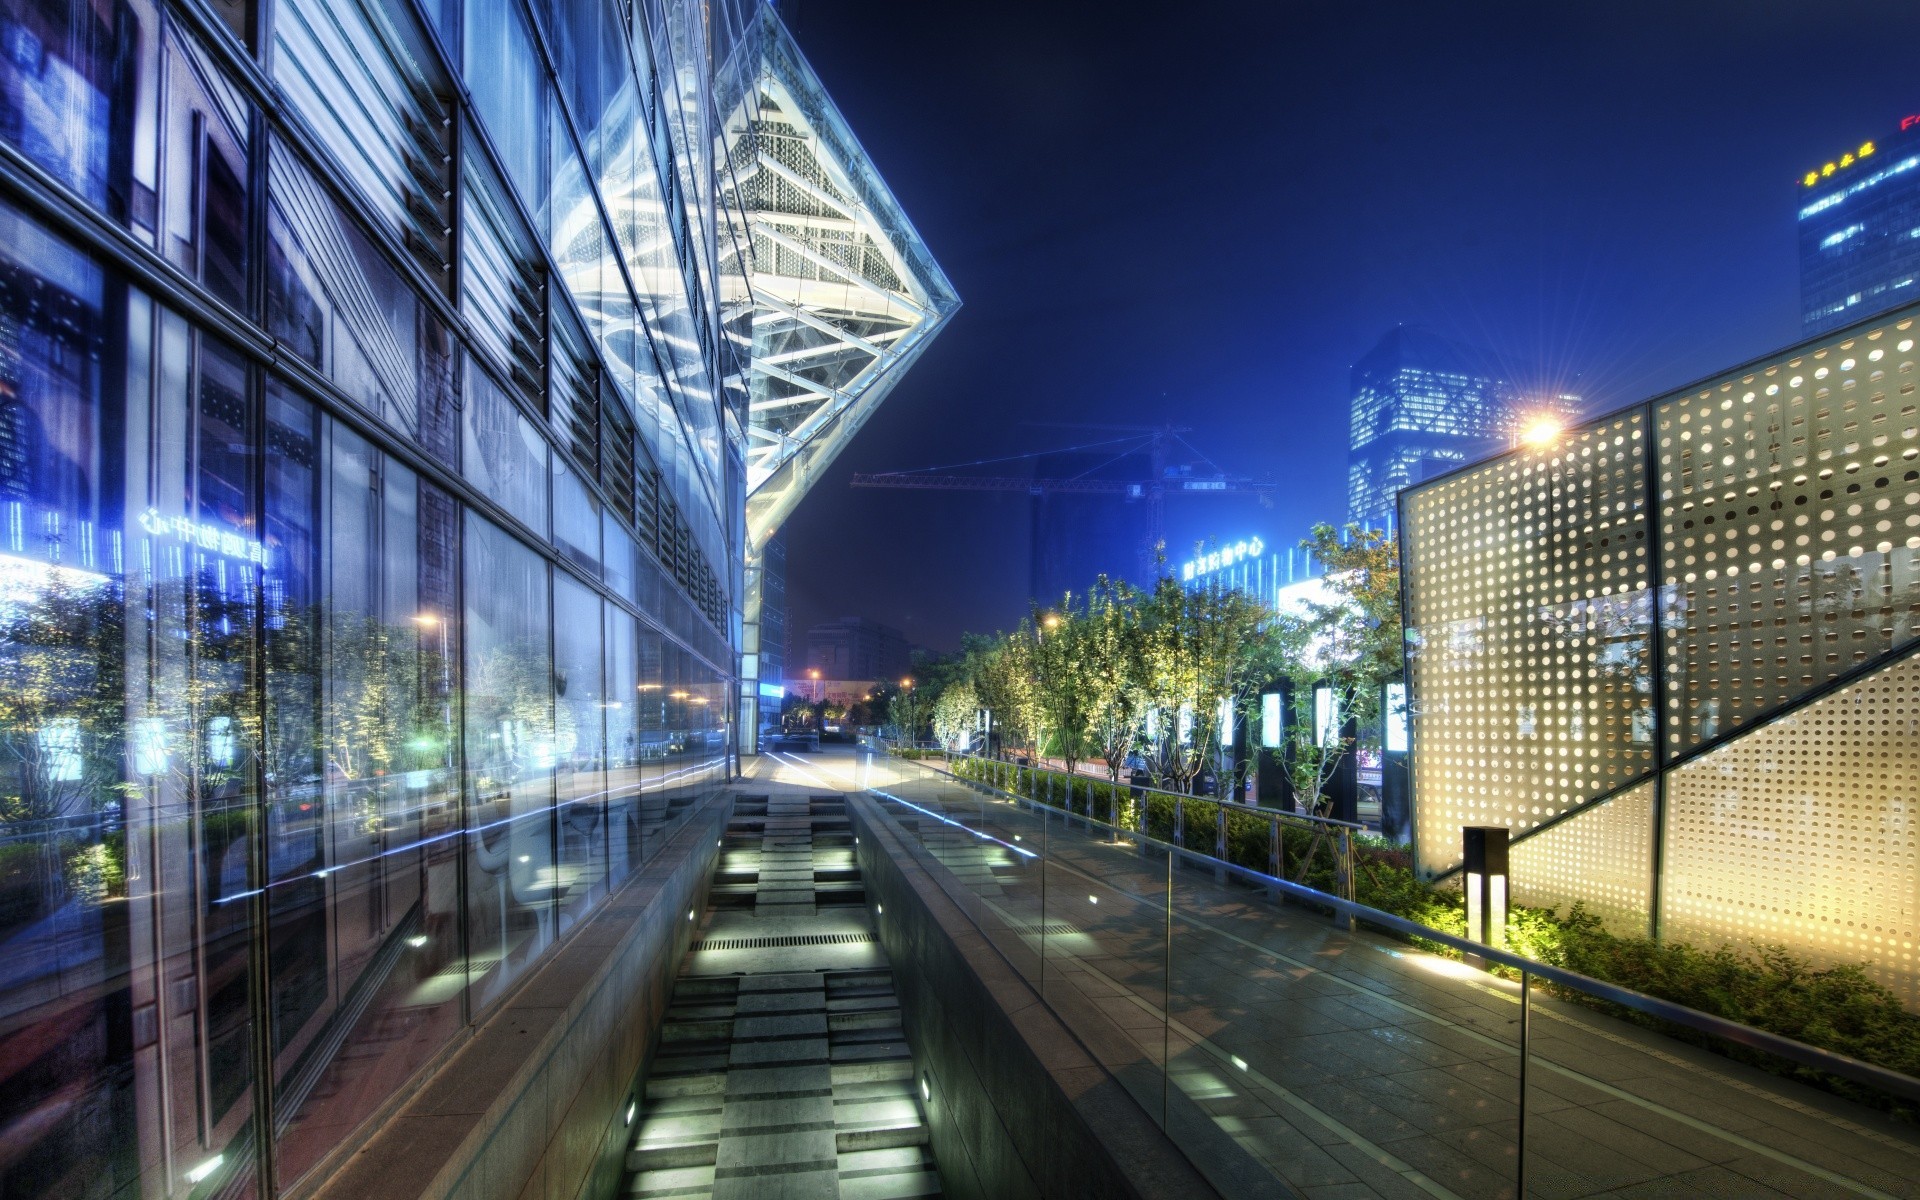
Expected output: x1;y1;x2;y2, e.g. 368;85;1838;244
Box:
774;0;1920;652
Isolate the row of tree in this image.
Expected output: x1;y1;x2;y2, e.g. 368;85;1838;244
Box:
891;525;1402;814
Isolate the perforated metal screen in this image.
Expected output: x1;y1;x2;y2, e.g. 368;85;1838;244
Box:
1404;306;1920;999
1402;412;1654;875
1509;782;1655;938
1658;320;1920;753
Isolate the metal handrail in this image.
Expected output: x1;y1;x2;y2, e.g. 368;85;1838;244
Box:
943;749;1365;831
877;751;1920;1108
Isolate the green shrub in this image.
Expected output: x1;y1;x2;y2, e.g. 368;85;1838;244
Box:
1350;858;1920;1118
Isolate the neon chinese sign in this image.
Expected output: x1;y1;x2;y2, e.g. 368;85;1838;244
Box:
1181;536;1264;582
139;508;269;566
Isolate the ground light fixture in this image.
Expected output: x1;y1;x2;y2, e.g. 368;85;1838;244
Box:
1462;826;1510;964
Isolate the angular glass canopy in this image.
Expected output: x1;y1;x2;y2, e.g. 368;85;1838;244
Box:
719;5;961;555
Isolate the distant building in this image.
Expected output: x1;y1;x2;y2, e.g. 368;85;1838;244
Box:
1798;115;1920;334
806;617;912;683
1346;326;1577;531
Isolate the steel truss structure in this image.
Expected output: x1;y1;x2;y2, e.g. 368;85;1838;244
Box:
717;7;959;748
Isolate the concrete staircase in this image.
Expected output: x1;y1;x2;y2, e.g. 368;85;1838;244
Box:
625;794;940;1200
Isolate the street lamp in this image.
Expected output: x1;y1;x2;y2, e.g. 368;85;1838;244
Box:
414;613;452;771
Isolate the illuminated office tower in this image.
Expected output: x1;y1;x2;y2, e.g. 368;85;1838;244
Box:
1799;115;1920;334
1346;326;1576;531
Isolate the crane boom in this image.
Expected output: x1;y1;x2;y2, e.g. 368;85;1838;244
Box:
849;472;1279;496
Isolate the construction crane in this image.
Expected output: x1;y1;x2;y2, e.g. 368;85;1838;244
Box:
849;424;1281;578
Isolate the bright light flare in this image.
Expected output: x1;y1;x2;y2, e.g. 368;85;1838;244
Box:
1520;415;1563;447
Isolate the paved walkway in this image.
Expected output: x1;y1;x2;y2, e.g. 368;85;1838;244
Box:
623;771;939;1199
768;747;1920;1200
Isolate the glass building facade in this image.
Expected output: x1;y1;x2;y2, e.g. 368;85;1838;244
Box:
1401;303;1920;1005
1799;117;1920;334
0;0;764;1194
1345;325;1576;532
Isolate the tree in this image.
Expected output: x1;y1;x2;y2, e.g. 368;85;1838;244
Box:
1254;523;1402;817
0;571;126;829
1135;574;1270;794
971;630;1041;758
1079;578;1148;782
887;684;930;745
929;679;979;750
1029;598;1097;776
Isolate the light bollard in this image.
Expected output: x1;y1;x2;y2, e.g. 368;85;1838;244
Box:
1462;825;1510;966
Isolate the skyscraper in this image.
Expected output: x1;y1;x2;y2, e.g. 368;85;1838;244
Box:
1798;115;1920;334
1345;327;1574;531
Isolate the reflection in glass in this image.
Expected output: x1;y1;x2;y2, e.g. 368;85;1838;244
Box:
555;574;607;933
463;364;549;538
462;512;554;1012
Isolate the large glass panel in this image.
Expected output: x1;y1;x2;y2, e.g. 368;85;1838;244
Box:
170;324;261;1185
0;0;157;228
636;622;668;836
554;574;606;933
461;154;547;401
462;363;549;538
159;28;249;310
268;137;459;444
462;0;545;215
605;608;642;882
552;455;601;577
0;202;134;1196
263;397;464;1188
462;513;554;1012
271;0;454;285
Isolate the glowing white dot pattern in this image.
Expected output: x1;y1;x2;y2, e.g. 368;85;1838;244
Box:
1403;411;1654;875
1661;652;1920;1006
1658;317;1920;753
1508;782;1654;937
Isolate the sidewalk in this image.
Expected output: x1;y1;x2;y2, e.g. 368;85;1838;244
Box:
770;747;1920;1200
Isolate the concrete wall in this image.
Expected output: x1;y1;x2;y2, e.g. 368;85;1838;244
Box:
313;795;731;1200
849;796;1222;1200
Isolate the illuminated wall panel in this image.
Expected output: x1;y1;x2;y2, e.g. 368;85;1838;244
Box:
1403;412;1654;874
1658;314;1920;753
1661;654;1920;1006
1508;783;1655;937
1406;304;1920;1005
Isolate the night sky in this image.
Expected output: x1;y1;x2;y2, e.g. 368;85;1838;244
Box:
774;0;1920;654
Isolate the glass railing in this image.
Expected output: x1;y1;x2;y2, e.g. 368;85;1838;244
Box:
833;747;1920;1200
